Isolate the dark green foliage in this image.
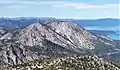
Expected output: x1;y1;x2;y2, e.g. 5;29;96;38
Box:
0;45;5;51
3;55;120;70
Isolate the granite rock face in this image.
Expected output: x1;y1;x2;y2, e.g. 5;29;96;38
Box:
0;20;119;68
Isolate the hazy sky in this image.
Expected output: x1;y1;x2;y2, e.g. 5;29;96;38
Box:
0;0;119;19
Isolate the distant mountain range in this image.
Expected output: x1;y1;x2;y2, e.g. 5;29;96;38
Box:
0;18;119;29
0;17;119;40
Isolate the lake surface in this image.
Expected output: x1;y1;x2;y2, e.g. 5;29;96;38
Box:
83;26;120;40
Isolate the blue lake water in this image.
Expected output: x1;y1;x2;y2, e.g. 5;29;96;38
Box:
107;33;120;40
83;26;120;40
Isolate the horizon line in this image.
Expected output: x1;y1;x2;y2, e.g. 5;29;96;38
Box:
0;17;119;20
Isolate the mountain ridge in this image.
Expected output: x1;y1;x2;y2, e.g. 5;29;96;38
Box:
0;20;119;68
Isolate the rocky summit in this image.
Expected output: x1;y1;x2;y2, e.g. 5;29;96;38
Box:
0;20;120;69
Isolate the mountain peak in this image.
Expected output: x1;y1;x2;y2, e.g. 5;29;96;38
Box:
0;20;119;68
27;22;41;28
44;20;76;26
